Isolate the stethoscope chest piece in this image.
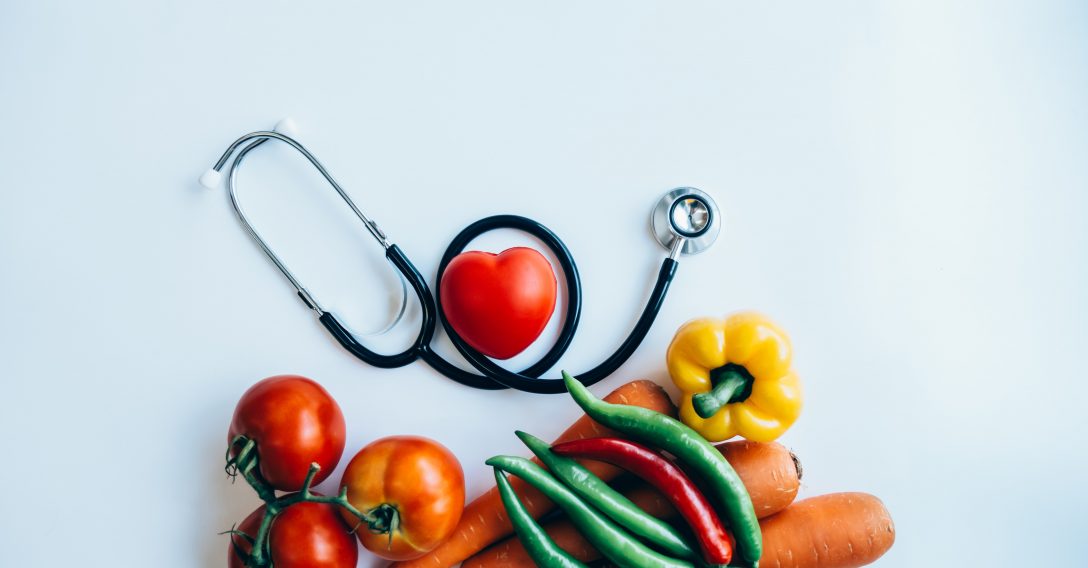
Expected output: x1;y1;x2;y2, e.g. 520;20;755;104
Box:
651;187;721;256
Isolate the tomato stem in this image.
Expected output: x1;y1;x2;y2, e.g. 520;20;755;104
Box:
225;439;387;568
365;503;401;549
226;436;277;504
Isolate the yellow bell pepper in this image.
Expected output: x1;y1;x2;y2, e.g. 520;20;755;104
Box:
666;312;802;443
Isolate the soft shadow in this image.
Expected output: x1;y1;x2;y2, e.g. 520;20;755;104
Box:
190;397;264;568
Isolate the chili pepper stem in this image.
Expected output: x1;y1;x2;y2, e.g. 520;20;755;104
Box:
692;365;754;419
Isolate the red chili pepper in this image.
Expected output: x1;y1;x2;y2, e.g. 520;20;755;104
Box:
551;436;735;565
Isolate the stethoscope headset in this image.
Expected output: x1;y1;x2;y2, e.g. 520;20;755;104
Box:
199;120;722;394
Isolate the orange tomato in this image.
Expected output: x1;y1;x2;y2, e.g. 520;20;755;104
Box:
340;436;465;561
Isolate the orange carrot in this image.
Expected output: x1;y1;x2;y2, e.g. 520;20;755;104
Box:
718;439;802;519
463;440;802;568
391;380;676;568
759;493;895;568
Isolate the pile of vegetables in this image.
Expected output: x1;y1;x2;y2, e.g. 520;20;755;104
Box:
216;311;895;567
459;373;894;568
393;312;895;568
465;439;802;566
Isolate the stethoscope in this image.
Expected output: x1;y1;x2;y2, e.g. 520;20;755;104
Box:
199;120;722;394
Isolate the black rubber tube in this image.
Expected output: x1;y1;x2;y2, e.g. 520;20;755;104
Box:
426;215;678;394
317;245;433;369
318;216;678;394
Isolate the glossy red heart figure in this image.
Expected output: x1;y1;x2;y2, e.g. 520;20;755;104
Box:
439;247;557;360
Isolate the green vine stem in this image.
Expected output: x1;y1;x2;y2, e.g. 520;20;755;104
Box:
224;436;396;568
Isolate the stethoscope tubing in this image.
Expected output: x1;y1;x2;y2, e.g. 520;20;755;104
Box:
318;244;436;370
208;129;680;394
319;217;677;394
430;215;678;394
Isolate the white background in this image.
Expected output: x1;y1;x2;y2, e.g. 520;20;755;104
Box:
1;1;1085;566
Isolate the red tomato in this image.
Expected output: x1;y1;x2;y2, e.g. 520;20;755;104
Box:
228;375;346;491
439;247;557;359
228;499;358;568
339;436;465;560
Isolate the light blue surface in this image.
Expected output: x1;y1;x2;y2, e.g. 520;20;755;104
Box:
1;1;1086;566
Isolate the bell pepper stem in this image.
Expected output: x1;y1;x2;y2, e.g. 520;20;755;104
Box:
692;365;754;419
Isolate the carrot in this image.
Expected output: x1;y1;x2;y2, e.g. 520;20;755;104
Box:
759;493;894;568
718;439;802;518
463;440;802;568
391;380;676;568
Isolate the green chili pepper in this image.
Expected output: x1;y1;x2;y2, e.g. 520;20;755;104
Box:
561;371;762;567
486;456;694;568
493;467;589;568
516;430;698;561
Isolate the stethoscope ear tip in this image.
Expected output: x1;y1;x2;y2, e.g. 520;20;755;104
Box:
200;118;297;189
274;117;299;138
199;168;222;189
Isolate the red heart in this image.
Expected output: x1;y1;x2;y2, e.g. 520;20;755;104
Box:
439;247;558;360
